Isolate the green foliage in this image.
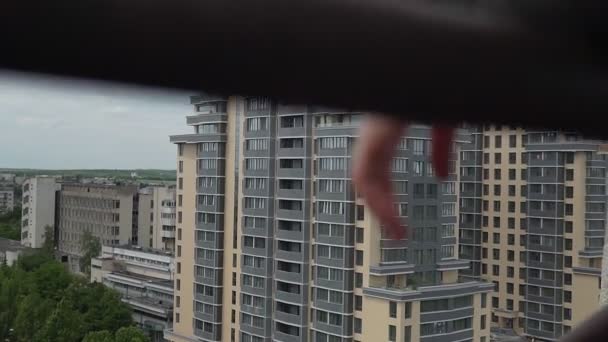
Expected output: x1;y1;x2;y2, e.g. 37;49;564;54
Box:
83;330;114;342
0;206;21;240
115;326;150;342
0;252;138;342
41;225;56;255
80;231;101;276
83;327;149;342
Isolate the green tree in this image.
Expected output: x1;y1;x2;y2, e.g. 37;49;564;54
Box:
0;206;22;240
83;330;114;342
80;231;101;276
13;293;55;342
34;299;85;342
115;326;150;342
32;261;72;301
41;225;56;255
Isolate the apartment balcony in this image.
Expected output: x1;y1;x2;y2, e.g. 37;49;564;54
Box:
312;320;353;339
194;327;221;342
194;309;222;324
170;134;227;144
240;322;268;339
420;329;474;342
195;257;223;268
275;290;307;305
240;303;268;317
186;113;227;125
364;280;493;302
525;293;559;305
526;310;562;323
195;292;222;305
273;330;303;342
421;306;474;323
314;296;354;314
160;230;175;239
526;259;563;270
277;146;306;158
195;275;221;287
525;328;561;341
275;270;306;284
276;249;305;263
275;309;305;327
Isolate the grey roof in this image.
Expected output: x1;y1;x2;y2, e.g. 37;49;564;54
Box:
0;238;27;252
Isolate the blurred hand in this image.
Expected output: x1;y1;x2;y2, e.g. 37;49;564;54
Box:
352;115;453;239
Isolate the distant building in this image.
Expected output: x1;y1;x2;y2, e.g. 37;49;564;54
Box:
21;177;60;248
57;183;139;273
91;245;174;342
0;237;31;266
138;186;177;252
0;173;16;183
0;188;14;214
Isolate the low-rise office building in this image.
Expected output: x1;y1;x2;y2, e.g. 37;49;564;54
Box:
92;245;175;342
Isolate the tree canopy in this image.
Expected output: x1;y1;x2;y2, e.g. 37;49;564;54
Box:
80;231;101;276
0;206;21;241
0;252;146;342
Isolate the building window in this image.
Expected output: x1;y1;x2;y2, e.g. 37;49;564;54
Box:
508;169;516;180
354;318;362;334
509;134;517;148
355;273;363;288
493;233;500;244
357;205;365;221
495;136;502;148
495;153;501;164
484;135;490;148
493;201;501;212
566;169;574;181
246;117;268;131
356;227;364;243
483;184;489;196
483;153;490;164
509;152;516;164
565;291;572;303
355;295;363;311
392;158;409;173
493;217;500;228
494;169;501;180
483;169;489;180
388;325;396;342
356;250;364;266
492;265;500;276
389;301;397;318
404;326;412;342
494;185;501;196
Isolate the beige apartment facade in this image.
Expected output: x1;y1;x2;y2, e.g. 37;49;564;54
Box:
138;186;177;251
166;95;491;342
57;183;138;273
459;125;605;341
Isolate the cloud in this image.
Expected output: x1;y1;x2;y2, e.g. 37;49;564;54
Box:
0;70;193;169
15;116;65;128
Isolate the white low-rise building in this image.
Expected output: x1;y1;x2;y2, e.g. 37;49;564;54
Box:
91;245;174;342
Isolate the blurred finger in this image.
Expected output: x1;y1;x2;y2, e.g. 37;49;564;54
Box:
352;115;407;239
431;125;454;179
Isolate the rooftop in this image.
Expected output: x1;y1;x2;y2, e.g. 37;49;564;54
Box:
0;237;29;252
105;244;174;258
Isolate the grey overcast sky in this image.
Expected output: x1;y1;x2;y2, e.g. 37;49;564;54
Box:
0;71;193;170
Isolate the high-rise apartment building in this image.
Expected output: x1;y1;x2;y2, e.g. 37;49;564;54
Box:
165;95;492;342
0;188;15;214
458;125;606;341
57;183;139;273
138;186;177;251
21;176;60;248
